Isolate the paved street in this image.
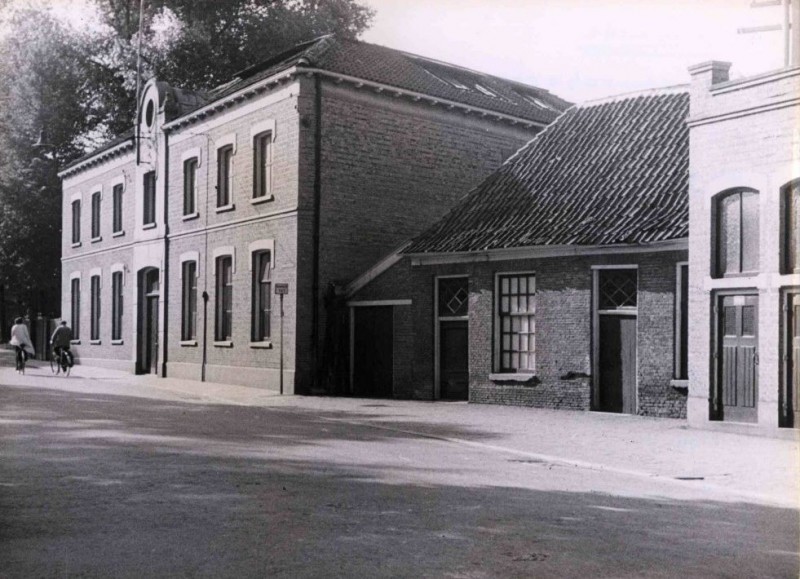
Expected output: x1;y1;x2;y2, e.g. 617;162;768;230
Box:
1;355;798;578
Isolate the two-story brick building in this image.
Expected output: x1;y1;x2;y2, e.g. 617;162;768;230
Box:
686;61;800;434
58;36;569;393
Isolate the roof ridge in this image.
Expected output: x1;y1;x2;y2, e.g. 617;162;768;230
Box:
577;84;689;108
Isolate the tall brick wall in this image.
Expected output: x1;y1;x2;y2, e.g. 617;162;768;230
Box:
687;63;800;430
353;249;688;417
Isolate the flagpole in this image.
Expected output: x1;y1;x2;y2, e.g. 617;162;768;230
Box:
134;0;144;164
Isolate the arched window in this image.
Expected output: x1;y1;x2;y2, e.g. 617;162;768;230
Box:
783;181;800;274
714;188;759;277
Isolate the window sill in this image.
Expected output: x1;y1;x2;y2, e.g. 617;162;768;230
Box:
71;242;82;248
182;212;199;221
215;204;235;214
670;379;689;394
250;341;273;349
111;339;124;345
180;340;198;347
213;340;233;348
714;271;759;280
250;195;274;206
489;373;537;383
112;230;125;238
89;339;101;345
70;339;81;345
142;222;157;230
91;236;102;243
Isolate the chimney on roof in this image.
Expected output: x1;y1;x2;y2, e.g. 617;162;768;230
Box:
688;61;732;87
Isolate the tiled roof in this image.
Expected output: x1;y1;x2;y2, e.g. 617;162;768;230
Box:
206;35;571;125
404;88;689;254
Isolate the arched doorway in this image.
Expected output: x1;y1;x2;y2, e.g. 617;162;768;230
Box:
137;267;160;374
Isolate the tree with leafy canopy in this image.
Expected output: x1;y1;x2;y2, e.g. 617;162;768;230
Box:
0;0;373;338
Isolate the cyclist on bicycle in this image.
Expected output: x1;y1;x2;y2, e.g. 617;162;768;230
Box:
51;320;74;370
9;317;35;373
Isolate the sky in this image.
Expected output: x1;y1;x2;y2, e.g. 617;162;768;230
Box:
40;0;789;104
360;0;786;102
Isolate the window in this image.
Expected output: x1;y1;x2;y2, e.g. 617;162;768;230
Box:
143;171;156;225
251;251;271;341
675;263;688;380
90;275;101;341
112;184;123;234
215;255;233;341
715;188;759;277
71;278;80;340
182;261;197;341
598;269;638;310
253;132;273;199
183;158;198;216
497;274;536;372
71;200;81;244
217;145;233;207
91;192;101;239
111;271;123;341
784;181;800;274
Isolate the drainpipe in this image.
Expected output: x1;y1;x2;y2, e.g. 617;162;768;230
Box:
311;74;322;391
201;290;209;381
161;127;169;377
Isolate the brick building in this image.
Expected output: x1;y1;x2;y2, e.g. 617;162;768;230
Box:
57;36;569;393
686;61;800;433
347;88;691;417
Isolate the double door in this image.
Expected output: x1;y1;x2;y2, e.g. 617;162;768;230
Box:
717;295;758;422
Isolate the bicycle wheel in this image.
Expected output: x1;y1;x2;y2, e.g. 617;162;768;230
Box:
63;362;71;377
50;354;58;374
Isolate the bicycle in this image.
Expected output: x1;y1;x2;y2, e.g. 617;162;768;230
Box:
14;346;26;375
50;348;72;376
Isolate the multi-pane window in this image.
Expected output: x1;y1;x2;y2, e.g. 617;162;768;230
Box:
716;188;759;277
251;251;271;341
71;200;81;244
253;132;273;199
71;278;80;340
112;183;123;233
90;275;101;341
143;171;156;225
217;145;233;207
215;256;233;341
598;269;638;310
91;192;101;239
111;271;123;341
183;158;198;216
182;261;197;341
784;181;800;274
497;274;536;372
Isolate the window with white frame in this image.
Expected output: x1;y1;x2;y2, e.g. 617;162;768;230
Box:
182;260;197;341
217;145;234;207
143;171;156;225
112;183;123;234
251;251;271;341
253;131;273;199
783;181;800;274
71;200;81;244
497;274;536;372
215;255;233;341
91;191;101;239
71;278;80;340
90;274;101;341
111;270;123;341
714;188;759;277
183;157;198;216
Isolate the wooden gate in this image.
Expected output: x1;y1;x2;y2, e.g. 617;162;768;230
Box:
717;294;758;422
352;306;393;398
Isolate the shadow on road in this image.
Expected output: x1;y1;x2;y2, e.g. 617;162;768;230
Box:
1;384;798;578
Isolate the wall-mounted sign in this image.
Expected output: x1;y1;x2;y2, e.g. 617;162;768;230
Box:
275;283;289;295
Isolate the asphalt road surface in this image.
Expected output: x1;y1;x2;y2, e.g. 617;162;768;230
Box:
1;380;798;578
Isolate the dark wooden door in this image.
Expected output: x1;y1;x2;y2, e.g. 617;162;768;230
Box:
440;320;468;400
718;295;758;422
789;294;799;425
147;296;159;374
598;315;637;413
353;307;393;398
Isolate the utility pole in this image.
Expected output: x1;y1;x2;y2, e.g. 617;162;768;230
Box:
275;283;289;395
739;0;800;67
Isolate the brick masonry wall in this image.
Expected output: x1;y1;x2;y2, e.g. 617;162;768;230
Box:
687;65;800;429
354;250;688;417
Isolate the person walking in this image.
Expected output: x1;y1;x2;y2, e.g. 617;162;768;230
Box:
9;317;35;373
50;320;74;370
